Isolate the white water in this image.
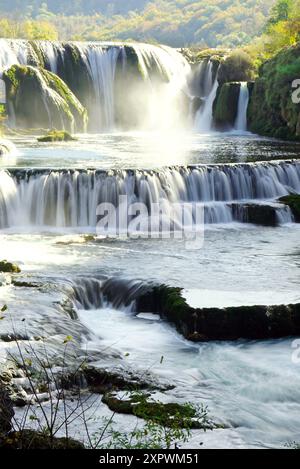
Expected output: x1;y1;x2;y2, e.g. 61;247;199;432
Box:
194;61;219;132
0;160;298;229
235;82;250;132
0;39;191;132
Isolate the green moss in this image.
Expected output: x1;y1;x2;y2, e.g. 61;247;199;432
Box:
213;82;241;129
248;42;300;140
0;260;21;273
3;65;88;132
102;392;211;430
279;194;300;222
37;130;77;142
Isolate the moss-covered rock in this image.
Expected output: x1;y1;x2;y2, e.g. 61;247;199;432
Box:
136;285;300;341
213;82;241;130
0;430;84;449
37;130;77;142
102;392;211;430
3;65;88;132
0;260;21;273
279;194;300;222
248;43;300;140
218;50;255;85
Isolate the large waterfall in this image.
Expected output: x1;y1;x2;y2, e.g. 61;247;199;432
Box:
0;39;191;132
0;160;298;229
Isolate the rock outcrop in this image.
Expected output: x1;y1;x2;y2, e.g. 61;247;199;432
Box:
136;285;300;341
3;65;88;132
213;82;241;130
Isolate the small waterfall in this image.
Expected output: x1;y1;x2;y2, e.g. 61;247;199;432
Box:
1;161;299;229
194;61;219;132
234;82;249;132
71;277;148;311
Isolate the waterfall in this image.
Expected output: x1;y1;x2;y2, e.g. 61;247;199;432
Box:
0;39;191;132
0;161;299;229
0;39;28;78
194;61;219;132
234;82;249;132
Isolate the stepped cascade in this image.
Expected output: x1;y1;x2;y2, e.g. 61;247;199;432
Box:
0;161;298;229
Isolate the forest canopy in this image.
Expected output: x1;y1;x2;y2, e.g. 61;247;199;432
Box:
0;0;277;48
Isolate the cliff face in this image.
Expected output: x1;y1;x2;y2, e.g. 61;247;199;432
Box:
248;43;300;140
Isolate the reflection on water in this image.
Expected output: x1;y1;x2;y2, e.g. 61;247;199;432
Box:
3;131;300;170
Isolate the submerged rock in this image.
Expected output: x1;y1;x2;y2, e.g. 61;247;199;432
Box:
3;65;88;132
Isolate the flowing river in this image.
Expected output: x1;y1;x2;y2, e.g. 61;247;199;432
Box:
1;39;300;449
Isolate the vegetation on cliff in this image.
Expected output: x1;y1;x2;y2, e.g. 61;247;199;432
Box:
248;42;300;139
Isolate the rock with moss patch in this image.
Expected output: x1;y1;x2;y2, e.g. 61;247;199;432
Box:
102;391;212;430
3;65;88;132
279;194;300;222
213;82;241;130
37;130;77;143
136;285;300;341
0;260;21;274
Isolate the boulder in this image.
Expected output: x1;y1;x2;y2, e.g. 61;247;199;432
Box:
0;260;21;274
3;65;88;132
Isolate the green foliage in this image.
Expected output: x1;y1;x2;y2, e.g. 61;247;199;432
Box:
247;42;300;140
246;0;300;64
0;1;276;48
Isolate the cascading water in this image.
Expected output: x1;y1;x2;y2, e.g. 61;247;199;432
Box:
194;60;219;132
234;82;250;132
0;39;28;78
0;39;191;132
0;160;298;229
